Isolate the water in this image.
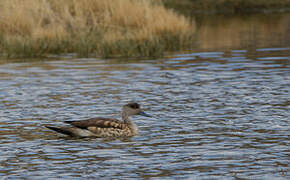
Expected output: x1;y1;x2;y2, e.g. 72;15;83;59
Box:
0;13;290;179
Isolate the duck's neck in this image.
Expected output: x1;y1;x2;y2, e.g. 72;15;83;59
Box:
122;111;139;135
122;111;132;124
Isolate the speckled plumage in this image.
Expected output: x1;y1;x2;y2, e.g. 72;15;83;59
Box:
46;102;151;138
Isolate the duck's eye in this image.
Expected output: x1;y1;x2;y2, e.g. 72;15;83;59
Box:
129;103;139;109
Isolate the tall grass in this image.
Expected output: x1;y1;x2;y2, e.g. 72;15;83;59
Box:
0;0;195;58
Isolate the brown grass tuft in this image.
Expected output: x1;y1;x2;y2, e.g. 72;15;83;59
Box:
0;0;195;58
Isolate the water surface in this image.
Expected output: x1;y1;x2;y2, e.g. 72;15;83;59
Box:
0;13;289;179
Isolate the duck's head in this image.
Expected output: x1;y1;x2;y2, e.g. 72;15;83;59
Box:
122;102;152;117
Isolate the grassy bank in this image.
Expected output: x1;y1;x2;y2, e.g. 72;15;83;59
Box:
0;0;195;58
163;0;290;14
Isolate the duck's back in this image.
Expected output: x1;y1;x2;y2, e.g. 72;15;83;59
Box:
65;117;136;137
65;117;126;129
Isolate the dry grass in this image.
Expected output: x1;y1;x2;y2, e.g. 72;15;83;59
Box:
0;0;195;58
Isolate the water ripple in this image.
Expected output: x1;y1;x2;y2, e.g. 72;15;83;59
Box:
0;48;289;179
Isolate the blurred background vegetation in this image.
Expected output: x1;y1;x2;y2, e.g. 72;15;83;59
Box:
0;0;195;58
163;0;290;14
1;0;289;59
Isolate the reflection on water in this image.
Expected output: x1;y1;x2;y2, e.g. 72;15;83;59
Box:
0;13;290;179
196;13;290;51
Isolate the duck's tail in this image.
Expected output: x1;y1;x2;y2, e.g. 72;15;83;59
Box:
45;126;74;136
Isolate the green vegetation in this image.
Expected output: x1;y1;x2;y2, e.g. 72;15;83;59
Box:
0;0;195;58
163;0;290;14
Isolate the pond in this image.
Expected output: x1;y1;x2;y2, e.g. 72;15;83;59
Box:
0;12;289;179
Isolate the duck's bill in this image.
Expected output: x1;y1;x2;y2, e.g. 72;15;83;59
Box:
139;111;152;117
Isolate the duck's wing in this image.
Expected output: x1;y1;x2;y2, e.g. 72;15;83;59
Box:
64;117;127;129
